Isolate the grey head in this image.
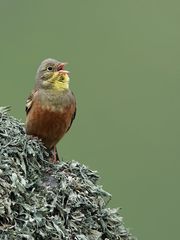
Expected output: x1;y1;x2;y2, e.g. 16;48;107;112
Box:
35;58;67;89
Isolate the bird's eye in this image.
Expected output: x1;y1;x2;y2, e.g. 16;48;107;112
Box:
47;66;53;71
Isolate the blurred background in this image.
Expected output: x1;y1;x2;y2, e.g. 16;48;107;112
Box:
0;0;180;239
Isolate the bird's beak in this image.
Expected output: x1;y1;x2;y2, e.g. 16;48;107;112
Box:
57;62;69;74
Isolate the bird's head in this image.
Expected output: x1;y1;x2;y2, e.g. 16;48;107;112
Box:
35;58;70;91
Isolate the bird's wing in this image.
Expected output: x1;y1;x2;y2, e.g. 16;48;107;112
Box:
67;107;76;132
25;90;37;115
66;92;76;132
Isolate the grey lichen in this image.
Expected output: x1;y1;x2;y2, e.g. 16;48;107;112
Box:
0;107;135;240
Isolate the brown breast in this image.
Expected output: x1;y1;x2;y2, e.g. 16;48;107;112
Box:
26;96;76;149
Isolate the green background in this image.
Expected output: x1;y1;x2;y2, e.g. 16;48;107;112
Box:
0;0;179;239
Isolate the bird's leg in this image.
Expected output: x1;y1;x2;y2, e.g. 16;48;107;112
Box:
50;146;60;163
53;147;57;163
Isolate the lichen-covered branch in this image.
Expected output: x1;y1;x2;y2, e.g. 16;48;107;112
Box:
0;107;135;240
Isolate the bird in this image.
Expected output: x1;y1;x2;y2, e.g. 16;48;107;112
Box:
25;58;76;162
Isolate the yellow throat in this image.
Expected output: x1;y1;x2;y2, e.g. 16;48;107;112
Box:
47;72;69;91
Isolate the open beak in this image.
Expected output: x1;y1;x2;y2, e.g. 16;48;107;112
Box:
57;62;69;74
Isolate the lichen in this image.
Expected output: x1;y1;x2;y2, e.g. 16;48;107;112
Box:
0;107;135;240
